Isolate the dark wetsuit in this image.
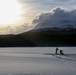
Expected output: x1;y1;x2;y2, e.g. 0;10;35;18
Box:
55;48;58;54
60;50;64;55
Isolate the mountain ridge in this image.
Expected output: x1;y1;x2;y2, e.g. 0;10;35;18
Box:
0;28;76;47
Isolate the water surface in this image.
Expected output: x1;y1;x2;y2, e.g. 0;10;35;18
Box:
0;47;75;75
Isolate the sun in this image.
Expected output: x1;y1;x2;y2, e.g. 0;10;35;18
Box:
0;0;21;25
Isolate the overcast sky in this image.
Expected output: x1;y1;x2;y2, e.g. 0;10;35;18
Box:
18;0;76;24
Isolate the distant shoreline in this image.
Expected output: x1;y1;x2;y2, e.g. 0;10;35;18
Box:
0;29;76;47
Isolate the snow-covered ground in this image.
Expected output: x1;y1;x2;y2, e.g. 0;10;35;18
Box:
0;47;76;75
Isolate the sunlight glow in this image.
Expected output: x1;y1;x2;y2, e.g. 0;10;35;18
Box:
0;0;21;25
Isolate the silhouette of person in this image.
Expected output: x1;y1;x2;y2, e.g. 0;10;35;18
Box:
55;47;59;55
60;50;64;55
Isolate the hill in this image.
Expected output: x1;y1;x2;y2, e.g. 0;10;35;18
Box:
20;28;76;47
0;28;76;47
0;34;36;47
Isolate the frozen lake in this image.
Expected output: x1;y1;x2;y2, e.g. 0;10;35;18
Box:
0;47;76;75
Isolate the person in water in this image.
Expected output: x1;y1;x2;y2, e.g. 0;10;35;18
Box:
55;47;59;55
60;50;64;55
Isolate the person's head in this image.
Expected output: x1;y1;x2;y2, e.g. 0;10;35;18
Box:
60;50;63;52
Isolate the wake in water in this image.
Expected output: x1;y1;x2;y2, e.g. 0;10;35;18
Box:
44;53;76;61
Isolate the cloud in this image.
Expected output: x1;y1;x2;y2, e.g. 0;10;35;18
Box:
0;23;33;35
32;7;76;29
18;0;76;25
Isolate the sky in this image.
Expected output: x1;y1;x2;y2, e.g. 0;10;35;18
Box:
0;0;76;34
19;0;76;22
